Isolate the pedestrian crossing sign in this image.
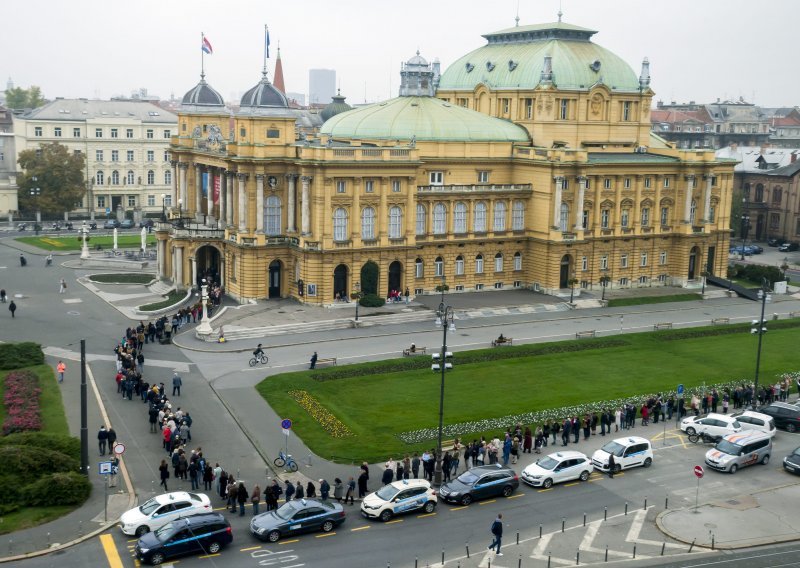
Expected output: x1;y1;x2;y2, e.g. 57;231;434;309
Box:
99;461;113;475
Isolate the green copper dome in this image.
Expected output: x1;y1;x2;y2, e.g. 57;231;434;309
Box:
438;21;641;93
320;96;529;143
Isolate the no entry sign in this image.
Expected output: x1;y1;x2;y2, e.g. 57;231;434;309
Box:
694;465;704;478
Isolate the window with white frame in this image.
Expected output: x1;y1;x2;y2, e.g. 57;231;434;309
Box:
494;252;503;272
433;203;447;234
559;203;569;231
429;171;444;185
365;180;374;193
604;178;611;189
641;207;650;226
434;256;444;277
336;180;346;193
454;202;467;233
455;255;465;275
163;150;169;162
95;128;103;138
640;252;648;267
581;256;588;271
128;195;136;207
164;170;172;185
147;170;155;184
146;129;154;139
474;201;487;232
415;204;426;235
54;127;61;137
478;171;489;183
512;200;524;230
663;177;670;188
624;178;631;189
147;195;156;207
659;251;667;265
163;130;171;139
96;171;104;185
494;201;507;231
388;206;402;238
361;207;376;240
265;195;282;235
638;276;648;284
415;258;423;278
622;101;632;121
514;252;522;271
95;150;104;162
111;150;119;162
660;206;669;225
600;255;608;270
73;127;81;137
621;209;630;227
601;209;610;228
333;208;348;241
475;254;484;274
619;278;629;286
392;179;401;192
147;150;154;162
620;254;628;268
126;128;134;138
126;170;134;185
110;128;118;138
690;199;697;224
582;210;589;229
164;195;172;206
475;284;484;291
644;177;651;188
111;170;119;185
97;196;105;208
127;150;134;161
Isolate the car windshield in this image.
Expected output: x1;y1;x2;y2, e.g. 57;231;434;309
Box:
792;447;800;457
375;486;399;501
537;457;559;470
732;421;741;428
715;440;743;456
456;471;478;484
153;522;175;542
274;502;297;521
601;442;625;457
139;497;161;516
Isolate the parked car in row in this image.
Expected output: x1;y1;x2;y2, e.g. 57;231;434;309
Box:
120;218;134;229
681;413;742;439
783;446;800;474
521;451;593;488
439;464;519;505
360;479;436;521
591;436;653;473
768;238;788;247
778;242;799;252
731;410;777;438
135;513;232;566
250;498;345;542
104;219;120;229
759;402;800;433
705;431;772;474
120;491;212;536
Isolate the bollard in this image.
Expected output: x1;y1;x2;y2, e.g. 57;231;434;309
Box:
47;532;51;547
583;512;586;527
576;550;580;565
633;544;636;559
644;497;647;510
415;558;418;568
539;524;543;538
488;561;491;568
665;495;669;509
604;506;607;521
516;531;520;545
8;539;12;555
661;542;666;556
624;502;628;515
604;545;608;562
442;548;445;565
79;521;83;536
518;554;522;568
562;517;566;532
688;538;696;553
711;534;715;550
466;542;470;558
547;552;552;568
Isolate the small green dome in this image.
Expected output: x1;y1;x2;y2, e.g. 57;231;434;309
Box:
320;91;352;122
438;21;641;93
320;96;529;143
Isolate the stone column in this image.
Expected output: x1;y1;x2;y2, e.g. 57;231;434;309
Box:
170;160;178;207
218;169;227;229
633;175;643;227
255;174;265;233
574;176;587;231
301;175;312;235
190;256;197;290
552;176;564;229
207;167;215;224
171;247;176;283
157;239;164;278
286;174;297;232
703;174;713;222
195;164;203;216
219;257;225;287
178;163;189;209
175;247;184;290
238;173;248;232
226;171;234;226
684;174;695;223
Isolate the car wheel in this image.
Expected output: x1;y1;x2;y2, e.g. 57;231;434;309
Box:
267;530;281;543
460;495;472;506
502;485;514;497
729;464;738;474
643;458;652;468
614;464;622;474
150;552;165;565
761;454;770;465
686;427;696;436
787;424;797;433
379;509;393;522
321;520;334;532
543;478;553;489
579;470;590;482
135;525;150;537
207;541;221;554
423;501;436;513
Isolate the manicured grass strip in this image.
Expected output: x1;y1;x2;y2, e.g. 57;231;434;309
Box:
16;234;155;251
138;290;185;312
257;325;800;463
607;293;701;307
0;505;74;536
88;273;155;284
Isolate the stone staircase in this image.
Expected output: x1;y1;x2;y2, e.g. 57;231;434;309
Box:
148;280;175;296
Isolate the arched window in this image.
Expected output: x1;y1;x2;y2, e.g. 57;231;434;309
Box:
514;252;522;271
361;207;375;240
475;254;484;274
433;203;446;235
147;170;155;185
164;170;172;185
474;201;487;232
333;207;348;241
126;170;135;185
454;202;467;233
388;206;402;238
709;203;716;223
95;171;104;185
493;201;507;231
455;255;465;275
755;184;764;202
415;257;424;278
265;195;281;235
689;199;697;224
111;170;119;185
415;204;426;235
494;252;504;272
559;203;569;231
512;200;525;231
434;256;444;277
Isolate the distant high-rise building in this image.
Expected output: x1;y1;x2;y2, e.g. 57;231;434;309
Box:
286;92;305;106
309;69;335;105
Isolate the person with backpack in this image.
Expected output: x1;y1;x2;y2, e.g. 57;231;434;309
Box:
488;513;504;556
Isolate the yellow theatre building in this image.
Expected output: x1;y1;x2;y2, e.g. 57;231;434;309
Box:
159;20;734;304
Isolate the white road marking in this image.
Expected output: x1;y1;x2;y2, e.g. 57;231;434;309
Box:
63;298;83;303
43;346;191;372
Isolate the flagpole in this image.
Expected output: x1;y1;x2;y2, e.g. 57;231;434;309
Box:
263;24;268;76
201;31;205;78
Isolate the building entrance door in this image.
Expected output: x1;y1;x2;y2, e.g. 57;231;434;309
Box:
268;260;281;298
559;255;571;289
333;264;348;300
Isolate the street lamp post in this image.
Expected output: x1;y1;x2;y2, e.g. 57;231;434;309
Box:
433;303;455;487
569;275;578;304
751;278;771;410
353;281;361;322
600;275;610;301
740;210;750;261
30;176;41;224
161;193;167;222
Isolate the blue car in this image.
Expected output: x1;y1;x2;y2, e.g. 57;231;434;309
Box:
135;513;232;565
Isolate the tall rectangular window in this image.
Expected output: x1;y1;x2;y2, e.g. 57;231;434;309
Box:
640;252;648;267
95;150;103;162
512;201;525;231
604;178;611;189
477;171;489;183
601;209;609;229
147;150;154;162
365;180;374;193
147;195;156;207
663;177;670;188
111;128;118;138
54;127;62;137
336;180;346;193
475;256;484;274
73;127;81;137
127;150;134;161
95;128;103;138
621;209;629;227
624;178;631;189
415;260;423;278
128;195;136;207
146;129;154;139
501;98;510;114
622;101;632;121
163;129;171;139
644;177;651;188
600;255;608;270
641;207;650;226
581;256;588;271
514;253;522;271
392;180;401;193
97;196;105;208
111;150;119;162
126;128;134;138
525;98;533;119
455;257;465;275
582;210;589;229
660;251;667;265
416;204;426;235
34;126;42;137
661;207;669;225
560;99;569;120
620;254;628;268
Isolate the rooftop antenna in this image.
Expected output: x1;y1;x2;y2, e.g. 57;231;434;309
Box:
364;81;367;104
515;0;520;26
558;0;563;22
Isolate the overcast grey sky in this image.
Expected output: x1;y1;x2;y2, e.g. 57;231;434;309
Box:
2;0;796;107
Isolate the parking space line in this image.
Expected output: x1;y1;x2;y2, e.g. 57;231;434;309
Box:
507;494;524;499
351;525;370;531
99;534;124;568
537;488;553;493
279;539;300;544
126;539;137;543
198;553;221;559
564;482;579;487
385;519;403;524
240;546;262;552
478;499;496;505
450;506;468;511
315;532;336;538
416;512;436;518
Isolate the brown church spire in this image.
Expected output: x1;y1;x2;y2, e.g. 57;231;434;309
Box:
273;46;285;94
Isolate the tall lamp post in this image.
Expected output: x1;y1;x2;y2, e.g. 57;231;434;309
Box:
600;275;610;301
353;280;361;322
751;277;771;410
161;193;167;222
30;176;41;224
433;302;455;487
740;209;750;261
568;275;578;304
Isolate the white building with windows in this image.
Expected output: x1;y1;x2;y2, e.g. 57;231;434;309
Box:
13;98;177;219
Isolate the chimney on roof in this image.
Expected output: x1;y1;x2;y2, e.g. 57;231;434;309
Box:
656;100;663;108
792;152;797;164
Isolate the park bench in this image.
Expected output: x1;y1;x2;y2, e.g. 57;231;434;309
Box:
575;330;596;339
316;357;337;367
403;346;427;356
491;338;514;347
711;317;730;325
653;322;673;331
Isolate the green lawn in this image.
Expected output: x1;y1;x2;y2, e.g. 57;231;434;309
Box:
0;506;75;536
88;273;155;284
139;290;186;312
258;326;799;463
607;294;701;307
16;234;155;251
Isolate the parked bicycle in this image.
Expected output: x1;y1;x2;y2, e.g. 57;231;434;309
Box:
249;353;269;367
273;450;298;472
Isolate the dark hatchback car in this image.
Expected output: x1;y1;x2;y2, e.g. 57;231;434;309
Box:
250;498;345;542
103;219;120;229
438;464;519;505
135;513;232;565
783;447;800;475
759;402;800;433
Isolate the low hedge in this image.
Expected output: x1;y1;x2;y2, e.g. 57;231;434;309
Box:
730;263;787;285
358;294;385;308
0;432;80;460
0;445;79;477
660;318;800;341
22;472;91;507
0;343;44;370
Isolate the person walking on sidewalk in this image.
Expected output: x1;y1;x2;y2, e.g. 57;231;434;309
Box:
284;480;296;502
8;300;16;318
488;513;504;556
172;372;182;396
345;477;355;505
59;278;67;294
106;427;117;452
56;360;66;383
98;425;109;455
309;351;318;370
159;459;170;491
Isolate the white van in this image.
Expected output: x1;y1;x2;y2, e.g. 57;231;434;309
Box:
731;411;777;438
705;431;772;474
591;436;653;473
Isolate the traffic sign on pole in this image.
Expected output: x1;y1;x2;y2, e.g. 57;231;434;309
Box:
281;418;292;430
693;465;704;513
677;384;684;396
694;465;704;478
98;461;113;475
113;442;126;455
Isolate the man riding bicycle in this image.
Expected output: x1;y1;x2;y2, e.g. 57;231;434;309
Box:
253;344;265;359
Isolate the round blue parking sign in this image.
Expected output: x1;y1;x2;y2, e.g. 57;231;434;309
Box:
677;384;685;396
281;418;292;430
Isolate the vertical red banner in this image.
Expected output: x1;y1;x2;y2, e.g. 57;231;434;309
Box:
213;175;221;204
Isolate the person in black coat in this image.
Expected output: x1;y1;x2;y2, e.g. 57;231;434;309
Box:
357;471;368;498
561;418;571;446
381;466;394;486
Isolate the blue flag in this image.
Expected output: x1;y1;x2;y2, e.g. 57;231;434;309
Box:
266;28;270;59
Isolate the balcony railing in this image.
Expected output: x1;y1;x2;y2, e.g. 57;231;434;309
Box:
417;183;532;194
266;236;300;246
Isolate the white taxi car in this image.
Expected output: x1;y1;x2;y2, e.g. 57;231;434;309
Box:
120;491;211;536
592;436;653;473
360;479;436;522
520;451;592;488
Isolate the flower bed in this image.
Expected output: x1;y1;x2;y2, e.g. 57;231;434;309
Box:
287;390;354;438
2;370;42;435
